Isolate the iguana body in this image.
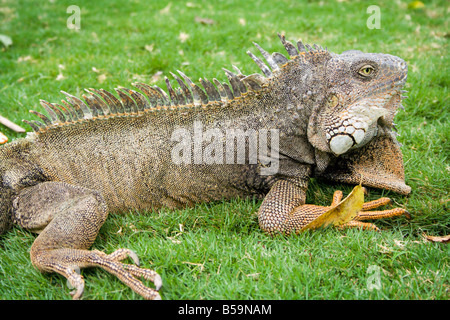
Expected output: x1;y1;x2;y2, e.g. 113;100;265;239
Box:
0;34;410;299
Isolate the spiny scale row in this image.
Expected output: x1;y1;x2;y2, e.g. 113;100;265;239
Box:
24;34;324;132
23;68;263;132
247;33;328;78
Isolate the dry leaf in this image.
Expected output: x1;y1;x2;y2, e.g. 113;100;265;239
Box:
423;233;450;243
132;74;148;82
128;223;138;232
167;236;182;244
55;73;66;81
150;71;163;83
55;64;66;80
98;74;107;83
408;1;425;9
377;244;392;253
160;3;171;14
144;44;154;52
179;32;189;43
0;34;12;48
182;261;205;271
44;36;58;45
394;239;406;248
195;16;215;25
17;55;36;63
301;185;364;231
246;273;260;278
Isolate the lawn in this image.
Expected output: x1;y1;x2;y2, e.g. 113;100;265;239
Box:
0;0;448;300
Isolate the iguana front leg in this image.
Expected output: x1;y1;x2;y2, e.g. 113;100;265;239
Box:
12;181;162;300
258;179;310;235
258;180;410;235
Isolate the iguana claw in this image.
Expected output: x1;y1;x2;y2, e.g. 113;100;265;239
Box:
88;249;163;300
336;191;411;231
67;266;84;300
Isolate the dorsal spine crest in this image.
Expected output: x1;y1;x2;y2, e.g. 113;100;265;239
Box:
23;34;328;134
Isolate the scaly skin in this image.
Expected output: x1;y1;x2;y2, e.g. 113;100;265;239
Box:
0;34;410;299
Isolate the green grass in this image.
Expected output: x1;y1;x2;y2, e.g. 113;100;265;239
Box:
0;0;448;300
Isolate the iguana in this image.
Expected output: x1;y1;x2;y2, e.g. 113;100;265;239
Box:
0;34;411;300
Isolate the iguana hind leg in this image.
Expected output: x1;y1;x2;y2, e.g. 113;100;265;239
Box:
13;181;161;300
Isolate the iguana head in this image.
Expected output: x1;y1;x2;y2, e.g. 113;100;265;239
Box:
246;35;407;157
246;35;409;194
307;50;407;156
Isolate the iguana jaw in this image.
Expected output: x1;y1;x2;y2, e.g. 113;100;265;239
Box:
328;96;390;155
308;90;403;156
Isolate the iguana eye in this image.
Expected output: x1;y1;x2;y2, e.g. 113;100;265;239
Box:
358;65;375;76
